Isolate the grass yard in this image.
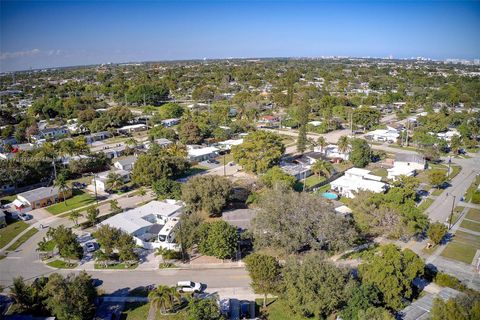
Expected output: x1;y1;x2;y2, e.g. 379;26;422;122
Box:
466;209;480;221
256;299;308;320
121;302;187;320
465;176;480;202
6;228;38;251
0;195;17;205
0;220;29;249
304;175;326;188
460;220;480;233
46;190;96;215
431;189;444;196
95;262;138;270
449;165;461;179
441;230;480;264
418;198;434;212
441;242;477;264
47;259;78;269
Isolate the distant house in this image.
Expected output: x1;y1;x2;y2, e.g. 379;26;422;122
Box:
116;124;147;134
92;170;131;192
258;115;280;126
32;126;69;141
308;120;322;127
365;129;400;143
100;200;183;250
187;145;219;162
13;186;72;212
85;131;112;144
330;168;388;198
387;153;426;181
315;144;349;161
143;138;172;150
161;118;180;127
217;139;243;151
113;155;137;171
91;142;127;159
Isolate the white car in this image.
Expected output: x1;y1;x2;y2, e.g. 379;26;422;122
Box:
177;281;202;293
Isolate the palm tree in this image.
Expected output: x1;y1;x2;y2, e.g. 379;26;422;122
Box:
53;173;69;206
317;136;327;153
106;171;123;192
311;160;335;178
148;285;181;315
337;135;350;154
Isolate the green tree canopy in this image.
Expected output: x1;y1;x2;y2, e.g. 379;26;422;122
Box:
260;166;296;189
197;220;239;259
231;131;285;173
181;175;232;216
244;253;281;308
359;244;425;310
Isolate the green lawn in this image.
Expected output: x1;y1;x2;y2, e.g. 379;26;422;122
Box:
441;242;477;264
0;195;17;205
431;188;444;196
121;302;186;320
46;190;95;215
304;175;326;188
418;198;434;212
449;165;461;179
256;299;307;320
47;259;78;269
6;228;38;251
466;209;480;221
95;262;138;270
465;176;480;202
0;220;29;249
460;220;480;233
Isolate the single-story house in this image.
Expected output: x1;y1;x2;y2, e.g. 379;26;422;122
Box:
308;120;322;127
258;115;280;125
187;145;219;162
143;138;172;150
93;169;131;192
301;151;324;165
116;124;147;134
161;118;180;127
315;144;349;161
14;186;73;212
85;131;112;144
387;154;426;181
280;163;311;180
217;139;243;151
113;155;137;171
91;142;127;159
32;126;69;141
99;200;183;250
330;168;388;198
365;129;400;143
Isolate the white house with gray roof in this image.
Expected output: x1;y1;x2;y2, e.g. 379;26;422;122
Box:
99;200;183;250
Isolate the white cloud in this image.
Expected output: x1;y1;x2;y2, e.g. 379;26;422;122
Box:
0;48;41;60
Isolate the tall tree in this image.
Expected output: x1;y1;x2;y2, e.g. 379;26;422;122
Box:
311;159;335;178
359;244;424;310
338;135;350;154
244;253;281;308
53;173;69;205
181;175;232;216
231;131;285;174
148;285;181;314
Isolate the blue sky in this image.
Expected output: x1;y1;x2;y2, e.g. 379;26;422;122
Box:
1;1;479;72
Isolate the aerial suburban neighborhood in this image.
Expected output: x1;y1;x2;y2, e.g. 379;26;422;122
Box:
1;1;480;320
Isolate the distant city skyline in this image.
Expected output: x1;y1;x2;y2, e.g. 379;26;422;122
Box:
1;0;479;72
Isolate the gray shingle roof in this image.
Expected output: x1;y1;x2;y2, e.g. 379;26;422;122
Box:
17;186;61;203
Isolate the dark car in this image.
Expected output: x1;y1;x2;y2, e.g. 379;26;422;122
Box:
206;159;219;164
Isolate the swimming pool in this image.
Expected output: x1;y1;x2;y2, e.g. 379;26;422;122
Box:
321;192;338;200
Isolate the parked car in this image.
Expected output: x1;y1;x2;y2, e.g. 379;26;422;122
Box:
85;242;97;253
18;213;32;221
176;281;203;293
206;159;219;164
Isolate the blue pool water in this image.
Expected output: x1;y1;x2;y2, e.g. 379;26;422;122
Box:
321;192;338;200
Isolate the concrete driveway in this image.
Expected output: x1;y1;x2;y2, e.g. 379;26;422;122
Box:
222;208;257;230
